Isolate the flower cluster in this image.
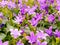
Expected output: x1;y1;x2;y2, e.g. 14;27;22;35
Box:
0;0;60;45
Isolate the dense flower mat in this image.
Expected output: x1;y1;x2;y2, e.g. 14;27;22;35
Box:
0;0;60;45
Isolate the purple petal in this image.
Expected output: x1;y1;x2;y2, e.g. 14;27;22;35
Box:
3;41;8;45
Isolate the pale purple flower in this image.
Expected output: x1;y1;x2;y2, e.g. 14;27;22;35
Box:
10;28;21;39
0;0;8;7
36;40;40;45
18;0;22;4
26;32;37;44
17;40;24;45
56;0;60;6
0;12;3;18
45;26;53;36
18;0;22;9
37;40;47;45
37;0;46;3
56;6;60;12
0;39;8;45
7;1;16;9
36;30;48;40
14;14;25;24
54;29;60;38
26;5;37;15
47;15;55;23
40;42;47;45
56;0;60;11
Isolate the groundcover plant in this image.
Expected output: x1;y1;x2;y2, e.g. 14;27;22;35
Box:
0;0;60;45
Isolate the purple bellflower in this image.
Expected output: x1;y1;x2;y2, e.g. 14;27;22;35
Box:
10;28;21;39
37;40;47;45
7;1;16;9
45;26;53;36
20;5;28;15
26;5;37;15
0;24;5;28
37;0;46;3
47;15;55;23
36;30;48;40
0;39;8;45
14;14;25;24
16;40;24;45
29;13;43;26
26;32;37;44
56;0;60;12
0;0;8;8
54;29;60;38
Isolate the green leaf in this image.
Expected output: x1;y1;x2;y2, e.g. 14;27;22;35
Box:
0;33;6;40
2;7;13;19
56;21;60;30
26;0;34;7
12;8;19;15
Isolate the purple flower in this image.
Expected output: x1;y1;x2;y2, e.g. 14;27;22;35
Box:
10;28;21;39
19;5;37;15
20;5;27;15
0;39;8;45
47;15;55;23
37;0;47;10
46;0;54;6
29;13;43;26
0;24;5;28
36;30;48;40
0;12;3;18
16;40;24;45
54;29;60;38
18;0;22;4
37;0;46;3
37;40;47;45
7;1;16;9
20;8;26;15
26;5;37;15
45;26;53;36
26;32;37;44
18;0;22;9
40;3;47;10
36;40;41;45
56;6;60;12
14;14;25;24
40;42;47;45
56;0;60;5
19;29;24;34
56;0;60;11
29;17;38;26
0;0;8;7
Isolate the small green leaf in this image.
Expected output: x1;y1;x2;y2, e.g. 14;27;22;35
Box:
0;33;6;40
